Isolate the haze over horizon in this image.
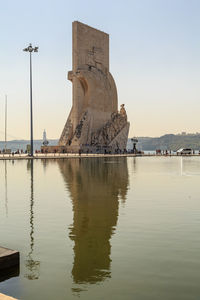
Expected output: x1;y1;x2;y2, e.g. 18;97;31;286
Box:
0;0;200;140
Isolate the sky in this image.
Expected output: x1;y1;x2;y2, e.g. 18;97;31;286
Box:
0;0;200;140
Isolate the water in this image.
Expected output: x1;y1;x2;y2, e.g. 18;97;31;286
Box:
0;157;200;300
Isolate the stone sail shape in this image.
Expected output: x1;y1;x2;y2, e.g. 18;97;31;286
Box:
59;21;129;152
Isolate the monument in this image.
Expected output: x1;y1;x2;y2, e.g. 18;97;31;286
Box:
43;21;129;153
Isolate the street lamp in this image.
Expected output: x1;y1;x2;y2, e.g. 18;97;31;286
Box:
131;138;138;154
23;43;38;156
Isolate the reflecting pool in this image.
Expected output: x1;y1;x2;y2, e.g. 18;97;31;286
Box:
0;157;200;299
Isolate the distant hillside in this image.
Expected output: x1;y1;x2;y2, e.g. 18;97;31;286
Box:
0;139;58;152
135;134;200;151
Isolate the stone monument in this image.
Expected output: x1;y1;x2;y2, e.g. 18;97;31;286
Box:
59;21;129;153
42;21;129;154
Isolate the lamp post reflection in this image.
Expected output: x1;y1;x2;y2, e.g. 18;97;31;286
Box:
4;160;8;217
25;160;40;280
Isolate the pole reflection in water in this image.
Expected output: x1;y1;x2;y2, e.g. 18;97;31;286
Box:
4;160;8;217
57;157;129;291
25;160;40;280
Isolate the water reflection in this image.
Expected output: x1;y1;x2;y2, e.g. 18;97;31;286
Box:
4;160;8;217
57;157;129;287
25;160;40;280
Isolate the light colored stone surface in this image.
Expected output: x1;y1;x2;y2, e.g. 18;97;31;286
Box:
0;293;17;300
60;21;129;152
0;248;15;257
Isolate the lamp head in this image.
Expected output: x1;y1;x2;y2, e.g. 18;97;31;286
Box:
23;44;38;53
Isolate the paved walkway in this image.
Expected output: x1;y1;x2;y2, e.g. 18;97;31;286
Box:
0;153;198;160
0;293;17;300
0;153;199;160
0;153;137;160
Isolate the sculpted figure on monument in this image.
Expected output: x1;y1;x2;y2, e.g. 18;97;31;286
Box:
59;21;130;153
120;104;127;118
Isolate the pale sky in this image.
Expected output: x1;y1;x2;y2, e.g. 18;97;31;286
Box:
0;0;200;140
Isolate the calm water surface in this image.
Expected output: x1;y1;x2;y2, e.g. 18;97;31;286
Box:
0;157;200;300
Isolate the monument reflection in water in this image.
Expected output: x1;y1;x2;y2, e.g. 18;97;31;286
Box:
57;157;129;287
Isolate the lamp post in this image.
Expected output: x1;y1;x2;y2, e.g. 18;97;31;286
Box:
131;138;138;154
23;43;38;156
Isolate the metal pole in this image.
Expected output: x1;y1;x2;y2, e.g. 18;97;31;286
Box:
23;44;38;156
30;52;33;157
5;95;7;152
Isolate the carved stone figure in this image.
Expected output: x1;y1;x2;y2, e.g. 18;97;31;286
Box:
59;21;129;153
120;104;127;117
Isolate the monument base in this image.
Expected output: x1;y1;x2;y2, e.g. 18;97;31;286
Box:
41;144;128;154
